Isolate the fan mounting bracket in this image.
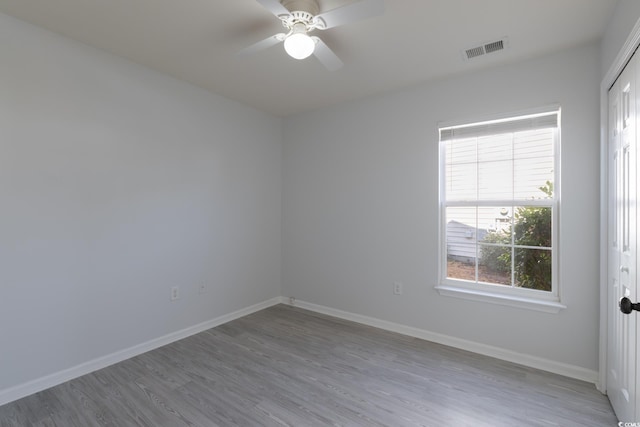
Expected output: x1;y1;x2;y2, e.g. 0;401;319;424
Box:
281;0;319;16
279;0;327;32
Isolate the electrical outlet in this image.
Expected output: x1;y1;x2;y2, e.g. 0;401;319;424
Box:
393;281;403;295
171;286;180;301
198;283;206;294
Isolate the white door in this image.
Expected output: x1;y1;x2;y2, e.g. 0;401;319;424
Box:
607;51;638;423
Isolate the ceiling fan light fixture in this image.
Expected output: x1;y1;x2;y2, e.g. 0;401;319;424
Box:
284;24;315;60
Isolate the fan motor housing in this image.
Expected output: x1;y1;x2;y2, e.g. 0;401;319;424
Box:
281;0;319;16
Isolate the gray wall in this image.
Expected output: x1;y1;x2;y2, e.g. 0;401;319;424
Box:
0;13;282;391
282;43;601;372
601;0;640;77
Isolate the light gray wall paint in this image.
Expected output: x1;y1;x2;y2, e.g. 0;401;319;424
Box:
601;0;640;77
0;13;282;390
282;43;601;371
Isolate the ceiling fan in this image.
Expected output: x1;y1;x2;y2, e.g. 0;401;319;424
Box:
239;0;384;71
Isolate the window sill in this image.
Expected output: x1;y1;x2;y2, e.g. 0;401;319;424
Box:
435;285;566;313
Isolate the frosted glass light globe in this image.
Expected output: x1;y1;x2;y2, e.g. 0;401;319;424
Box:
284;32;315;60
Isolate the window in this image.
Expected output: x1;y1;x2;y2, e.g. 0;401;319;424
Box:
437;109;563;312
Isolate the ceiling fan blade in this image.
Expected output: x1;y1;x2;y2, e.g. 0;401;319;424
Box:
255;0;291;18
312;37;344;71
237;34;285;56
315;0;384;29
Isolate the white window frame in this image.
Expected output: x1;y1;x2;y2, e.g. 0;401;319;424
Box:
435;107;566;313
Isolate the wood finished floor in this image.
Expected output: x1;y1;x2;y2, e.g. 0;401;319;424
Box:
0;304;617;426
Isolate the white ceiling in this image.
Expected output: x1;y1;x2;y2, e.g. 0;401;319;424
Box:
0;0;618;116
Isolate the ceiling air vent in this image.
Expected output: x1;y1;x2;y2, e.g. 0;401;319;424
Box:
463;37;509;61
465;46;485;59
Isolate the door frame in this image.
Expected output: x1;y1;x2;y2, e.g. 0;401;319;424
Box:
600;16;640;394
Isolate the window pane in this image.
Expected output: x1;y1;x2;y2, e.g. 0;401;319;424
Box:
445;137;476;165
478;159;513;200
478;243;512;286
446;207;477;280
514;248;552;291
477;206;512;237
514;206;552;248
513;129;554;159
477;206;512;286
447;258;477;282
513;129;554;200
445;162;477;200
446;206;477;244
514;157;554;199
478;133;512;162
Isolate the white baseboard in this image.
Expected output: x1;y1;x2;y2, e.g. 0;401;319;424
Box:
286;298;599;385
1;295;599;407
0;297;282;407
